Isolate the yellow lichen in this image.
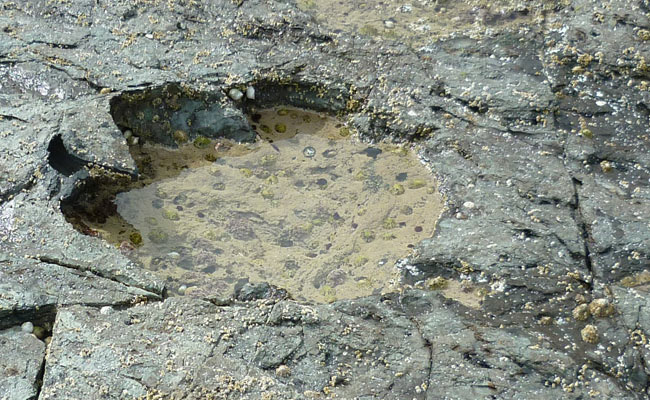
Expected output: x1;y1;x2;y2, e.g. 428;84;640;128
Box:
572;303;590;321
577;53;593;67
581;324;599;344
588;299;615;318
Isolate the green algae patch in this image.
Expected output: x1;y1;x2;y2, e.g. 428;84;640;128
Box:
193;136;212;149
64;107;443;303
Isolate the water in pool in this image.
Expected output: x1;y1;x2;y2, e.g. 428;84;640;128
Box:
64;107;443;303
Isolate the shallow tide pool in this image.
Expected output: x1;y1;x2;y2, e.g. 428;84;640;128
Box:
65;108;443;302
296;0;543;46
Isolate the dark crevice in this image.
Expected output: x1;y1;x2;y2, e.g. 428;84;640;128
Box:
408;316;433;396
433;102;542;139
0;113;28;122
45;62;104;92
0;304;56;331
570;178;594;288
243;79;355;114
33;255;163;299
638;349;649;393
29;40;79;49
463;351;492;369
454;96;489;114
432;105;477;128
47;134;86;176
553;75;595;290
0;173;38;204
33;320;51;400
48;133;137;177
278;327;305;368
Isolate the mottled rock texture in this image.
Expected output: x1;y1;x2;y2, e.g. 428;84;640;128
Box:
0;328;45;400
0;0;648;398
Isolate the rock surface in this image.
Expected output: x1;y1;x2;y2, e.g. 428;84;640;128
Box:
0;254;157;329
40;291;634;399
0;328;45;400
0;0;649;398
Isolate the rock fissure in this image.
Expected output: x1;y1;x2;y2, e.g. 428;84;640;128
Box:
570;178;595;286
0;113;28;122
33;255;160;299
0;171;38;204
32;336;47;399
408;316;434;397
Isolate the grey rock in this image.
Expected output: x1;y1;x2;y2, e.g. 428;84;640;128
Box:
0;328;45;400
40;295;429;399
0;61;92;102
0;0;649;397
1;172;164;296
234;282;290;302
59;96;137;173
412;123;584;293
0;254;156;329
0;111;50;202
39;291;631;399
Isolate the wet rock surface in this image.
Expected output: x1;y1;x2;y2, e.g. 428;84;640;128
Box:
0;0;649;398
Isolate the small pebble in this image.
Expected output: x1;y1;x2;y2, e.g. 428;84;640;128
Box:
21;321;34;333
228;88;244;101
32;326;46;340
322;149;337;158
463;201;475;209
384;19;396;29
362;147;382;159
100;306;113;315
245;86;255;100
178;285;188;295
303;146;316;158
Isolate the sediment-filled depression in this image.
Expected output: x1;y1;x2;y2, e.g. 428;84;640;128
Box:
64;107;443;302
